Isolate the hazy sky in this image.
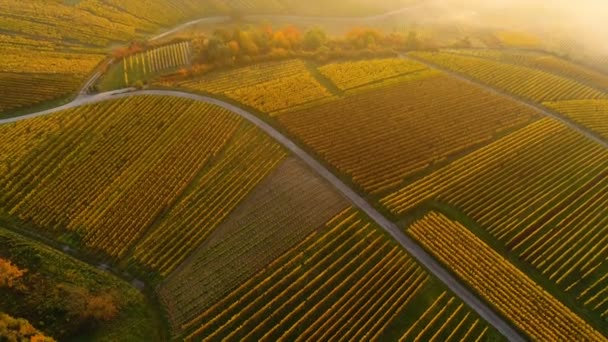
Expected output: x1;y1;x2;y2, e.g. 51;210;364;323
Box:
417;0;608;54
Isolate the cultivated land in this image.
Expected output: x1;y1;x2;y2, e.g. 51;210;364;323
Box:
279;72;540;194
173;59;336;114
2;2;608;341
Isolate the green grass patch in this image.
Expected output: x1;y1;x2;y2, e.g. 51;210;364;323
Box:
0;226;164;341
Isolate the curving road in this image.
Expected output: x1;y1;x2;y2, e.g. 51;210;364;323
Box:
405;54;608;149
0;88;525;341
149;0;431;42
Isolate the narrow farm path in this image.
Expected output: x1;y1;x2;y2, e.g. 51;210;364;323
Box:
0;89;525;342
406;54;608;149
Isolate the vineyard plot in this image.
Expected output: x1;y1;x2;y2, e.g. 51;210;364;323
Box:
0;96;242;258
134;124;288;276
447;49;608;91
102;42;192;90
167;208;500;341
407;212;606;341
383;118;608;326
318;58;435;91
158;157;349;330
412;51;607;102
279;74;539;193
545;99;608;139
177;59;334;114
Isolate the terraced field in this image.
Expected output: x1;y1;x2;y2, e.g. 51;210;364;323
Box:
411;51;607;102
279;74;539;193
177;60;334;114
383;118;608;326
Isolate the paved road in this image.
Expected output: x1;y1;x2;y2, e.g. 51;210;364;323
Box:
149;0;430;41
406;54;608;149
0;89;525;341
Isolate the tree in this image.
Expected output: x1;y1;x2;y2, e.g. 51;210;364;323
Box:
282;26;302;48
0;258;26;289
303;28;327;51
238;31;259;56
405;31;421;50
228;40;240;56
83;294;119;322
0;313;55;342
272;31;290;50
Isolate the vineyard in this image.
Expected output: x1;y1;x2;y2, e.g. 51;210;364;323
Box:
279;74;539;193
0;49;104;115
544;100;608;138
0;0;216;47
383;118;608;323
167;208;498;341
0;0;218;115
408;212;606;341
0;96;246;259
101;42;192;90
178;59;334;114
133;124;287;276
318;58;433;91
398;292;490;341
495;31;541;48
411;51;607;102
159;158;349;330
447;49;608;91
0;73;82;114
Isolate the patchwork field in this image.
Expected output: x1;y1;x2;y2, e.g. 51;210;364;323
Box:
100;42;193;90
176;59;335;114
3;2;608;341
134;124;287;275
411;51;607;102
383;118;608;329
159;157;349;330
167;208;502;341
0;96;290;274
279;73;539;193
318;58;436;91
408;212;605;341
446;49;608;91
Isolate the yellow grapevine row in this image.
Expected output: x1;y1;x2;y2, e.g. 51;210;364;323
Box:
1;96;244;261
134;125;287;275
280;74;539;194
173;208;494;341
382;118;608;318
545;99;608;139
409;212;606;341
156;158;348;327
318;58;430;90
412;51;607;102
